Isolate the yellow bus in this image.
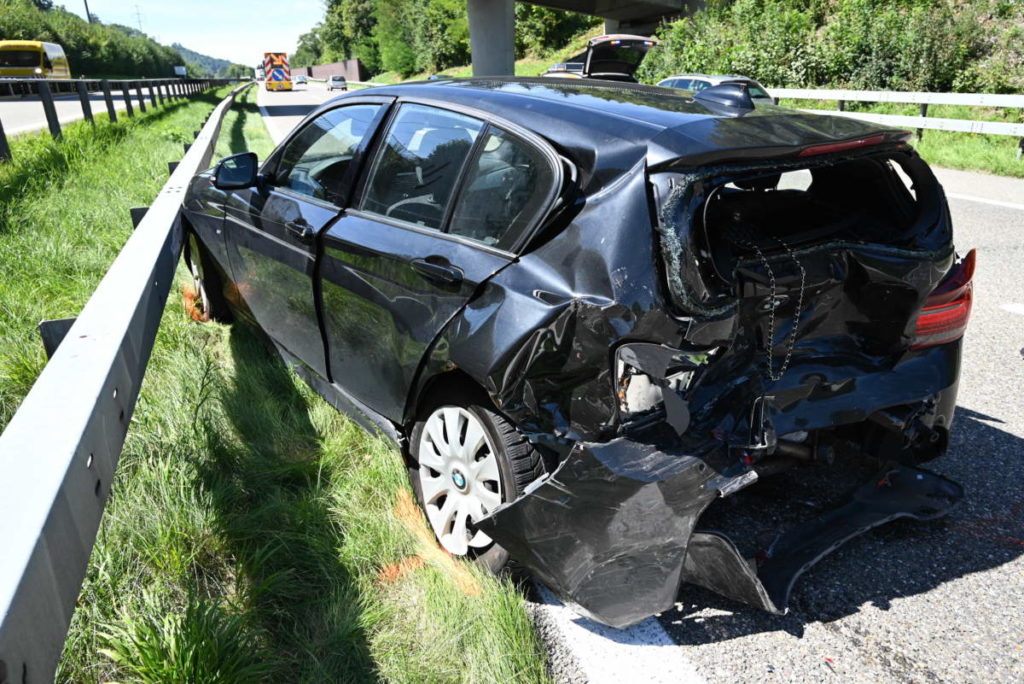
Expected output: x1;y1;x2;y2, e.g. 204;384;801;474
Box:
0;41;71;79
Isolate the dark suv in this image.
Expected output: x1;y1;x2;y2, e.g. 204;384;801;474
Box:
182;78;972;628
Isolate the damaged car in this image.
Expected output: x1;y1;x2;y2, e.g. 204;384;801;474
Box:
180;78;973;628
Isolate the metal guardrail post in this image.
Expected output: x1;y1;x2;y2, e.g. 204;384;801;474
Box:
0;82;253;682
101;79;117;123
76;80;94;125
120;82;134;118
155;82;164;106
918;103;929;141
37;81;62;140
147;83;157;108
0;117;10;162
135;82;146;113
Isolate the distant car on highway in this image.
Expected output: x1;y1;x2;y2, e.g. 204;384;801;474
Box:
326;75;348;91
181;77;971;630
542;34;658;83
0;40;71;79
658;73;774;103
294;74;307;85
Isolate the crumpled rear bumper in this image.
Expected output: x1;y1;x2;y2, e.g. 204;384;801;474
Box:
478;435;962;628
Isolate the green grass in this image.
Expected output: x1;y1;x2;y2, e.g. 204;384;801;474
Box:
0;81;548;682
781;99;1024;178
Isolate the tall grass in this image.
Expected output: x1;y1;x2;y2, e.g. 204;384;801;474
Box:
0;81;548;682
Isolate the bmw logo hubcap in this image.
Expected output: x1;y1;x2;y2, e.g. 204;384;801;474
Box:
451;469;467;490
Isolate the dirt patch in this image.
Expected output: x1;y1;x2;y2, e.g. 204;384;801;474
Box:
181;282;209;322
392;488;482;597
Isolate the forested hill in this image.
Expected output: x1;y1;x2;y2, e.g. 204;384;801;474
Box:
172;43;248;78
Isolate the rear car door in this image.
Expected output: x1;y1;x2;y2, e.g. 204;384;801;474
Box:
223;100;390;377
319;102;560;421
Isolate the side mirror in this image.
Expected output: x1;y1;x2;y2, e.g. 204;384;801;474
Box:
214;152;258;190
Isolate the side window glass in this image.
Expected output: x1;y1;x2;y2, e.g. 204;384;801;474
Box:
275;104;380;205
675;79;692;90
693;80;711;92
362;104;483;230
448;128;554;249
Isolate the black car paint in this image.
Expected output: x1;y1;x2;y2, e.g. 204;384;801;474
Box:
182;78;965;628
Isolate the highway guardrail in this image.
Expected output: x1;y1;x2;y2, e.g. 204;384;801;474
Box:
771;87;1024;158
0;81;251;684
0;77;240;162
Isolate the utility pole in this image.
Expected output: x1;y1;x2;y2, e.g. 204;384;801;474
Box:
83;0;92;23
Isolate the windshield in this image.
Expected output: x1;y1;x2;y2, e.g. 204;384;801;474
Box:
0;49;41;68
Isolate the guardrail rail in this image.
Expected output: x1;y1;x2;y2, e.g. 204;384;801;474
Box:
0;81;251;684
771;87;1024;157
0;77;241;162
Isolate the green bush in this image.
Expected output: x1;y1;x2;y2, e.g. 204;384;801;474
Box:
637;0;1022;93
0;0;184;78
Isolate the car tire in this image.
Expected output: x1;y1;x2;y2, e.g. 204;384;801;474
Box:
409;391;543;572
186;233;233;323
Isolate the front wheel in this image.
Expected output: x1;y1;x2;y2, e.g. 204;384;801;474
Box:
186;233;233;323
410;396;543;572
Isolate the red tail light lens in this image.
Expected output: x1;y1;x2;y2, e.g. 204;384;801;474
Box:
798;134;886;157
911;249;976;349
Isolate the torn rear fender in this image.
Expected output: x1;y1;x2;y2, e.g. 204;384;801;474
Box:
479;434;963;628
477;434;735;627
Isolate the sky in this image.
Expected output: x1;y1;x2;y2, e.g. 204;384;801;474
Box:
64;0;326;67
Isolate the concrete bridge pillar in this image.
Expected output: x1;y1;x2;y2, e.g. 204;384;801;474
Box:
468;0;516;76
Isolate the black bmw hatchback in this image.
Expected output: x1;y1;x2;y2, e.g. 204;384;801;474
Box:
181;78;973;628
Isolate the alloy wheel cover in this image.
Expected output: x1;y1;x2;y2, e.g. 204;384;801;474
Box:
418;406;503;555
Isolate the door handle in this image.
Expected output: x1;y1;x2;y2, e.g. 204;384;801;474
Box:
411;257;464;285
284;219;314;242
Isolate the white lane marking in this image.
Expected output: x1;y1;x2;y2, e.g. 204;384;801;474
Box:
535;584;705;684
946;192;1024;212
1000;303;1024;316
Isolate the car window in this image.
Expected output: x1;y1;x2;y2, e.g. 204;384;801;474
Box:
674;78;692;90
361;103;483;230
447;128;554;248
275;104;380;205
692;80;711;92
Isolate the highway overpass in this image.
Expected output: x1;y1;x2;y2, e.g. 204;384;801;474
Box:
468;0;702;76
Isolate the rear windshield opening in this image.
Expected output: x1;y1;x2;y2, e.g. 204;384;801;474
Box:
699;153;929;278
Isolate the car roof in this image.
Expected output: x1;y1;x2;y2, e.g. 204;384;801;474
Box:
324;77;899;169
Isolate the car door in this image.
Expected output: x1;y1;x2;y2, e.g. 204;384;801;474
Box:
318;102;560;421
222;99;391;377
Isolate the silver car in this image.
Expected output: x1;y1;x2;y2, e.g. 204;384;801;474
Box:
658;73;774;103
326;74;348;91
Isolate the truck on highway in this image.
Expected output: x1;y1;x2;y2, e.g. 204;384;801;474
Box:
0;40;71;79
263;52;291;91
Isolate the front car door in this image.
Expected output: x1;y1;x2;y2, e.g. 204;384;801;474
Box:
319;101;560;422
222;100;390;377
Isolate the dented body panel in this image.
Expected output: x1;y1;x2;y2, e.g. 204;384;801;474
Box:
183;78;970;629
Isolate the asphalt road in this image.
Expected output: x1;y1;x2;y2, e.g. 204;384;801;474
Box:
254;92;1024;682
0;89;138;136
256;80;351;144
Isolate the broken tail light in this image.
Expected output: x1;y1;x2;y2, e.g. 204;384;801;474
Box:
911;249;975;349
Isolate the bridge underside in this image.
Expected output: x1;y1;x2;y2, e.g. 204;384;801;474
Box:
468;0;700;76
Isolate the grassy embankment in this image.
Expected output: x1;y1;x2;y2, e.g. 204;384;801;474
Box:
779;100;1024;179
368;23;1021;179
0;83;547;682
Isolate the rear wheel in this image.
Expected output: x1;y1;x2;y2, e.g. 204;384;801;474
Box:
186;233;233;323
410;394;543;571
